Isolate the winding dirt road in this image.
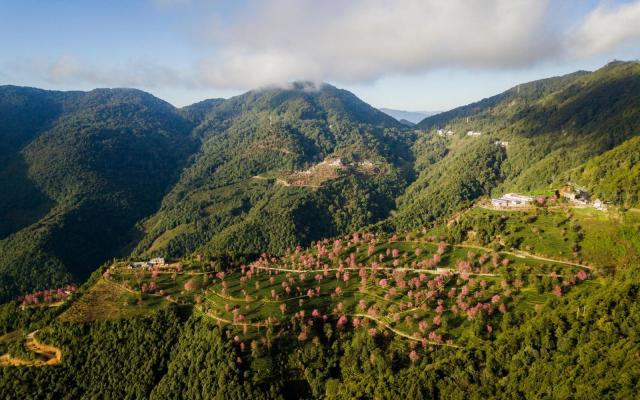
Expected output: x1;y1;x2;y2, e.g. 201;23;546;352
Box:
0;331;62;367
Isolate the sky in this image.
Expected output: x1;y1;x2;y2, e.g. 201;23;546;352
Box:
1;0;639;111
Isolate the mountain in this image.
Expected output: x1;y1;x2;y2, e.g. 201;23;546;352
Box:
379;108;440;124
1;62;640;399
393;61;640;229
2;62;640;300
0;82;412;299
574;135;640;207
133;83;411;261
0;86;196;301
3;183;640;398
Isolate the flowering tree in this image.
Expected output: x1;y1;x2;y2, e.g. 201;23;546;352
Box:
553;285;563;297
184;279;196;292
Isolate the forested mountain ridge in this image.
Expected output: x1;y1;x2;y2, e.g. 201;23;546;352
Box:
1;61;640;301
1;61;640;399
134;82;411;261
573;135;640;207
392;61;640;230
0;87;196;301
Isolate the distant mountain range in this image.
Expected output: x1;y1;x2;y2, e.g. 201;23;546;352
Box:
378;108;440;124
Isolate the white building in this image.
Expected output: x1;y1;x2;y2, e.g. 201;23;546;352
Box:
491;193;533;208
593;198;607;210
491;198;509;208
467;131;482;137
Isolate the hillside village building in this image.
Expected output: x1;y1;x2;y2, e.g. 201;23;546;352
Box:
437;129;453;136
149;257;166;266
491;193;534;208
127;257;167;269
560;187;590;204
593;198;607;210
467;131;482;136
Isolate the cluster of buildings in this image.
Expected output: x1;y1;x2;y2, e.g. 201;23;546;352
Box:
490;193;534;209
489;187;608;211
560;187;607;210
127;257;167;269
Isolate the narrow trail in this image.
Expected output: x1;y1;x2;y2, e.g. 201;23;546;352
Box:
349;313;463;349
452;243;592;270
393;240;592;270
0;331;62;367
196;306;280;328
197;303;460;348
252;265;500;277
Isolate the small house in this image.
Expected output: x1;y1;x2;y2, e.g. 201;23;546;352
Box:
130;261;148;269
502;193;533;206
149;257;166;266
593;198;607;210
560;187;590;203
491;198;509;208
491;193;533;208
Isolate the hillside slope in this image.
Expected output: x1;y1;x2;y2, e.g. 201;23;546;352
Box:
134;83;411;260
0;87;195;300
393;61;640;230
574;135;640;207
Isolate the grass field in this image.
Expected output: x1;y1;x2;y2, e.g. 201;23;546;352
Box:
92;231;592;348
47;203;630;350
443;205;640;270
59;278;169;323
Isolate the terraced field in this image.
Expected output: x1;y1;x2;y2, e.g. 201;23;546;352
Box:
52;204;640;354
95;229;593;349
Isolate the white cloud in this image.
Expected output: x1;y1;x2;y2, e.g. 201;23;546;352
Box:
8;55;197;89
4;0;640;93
569;1;640;57
196;0;558;89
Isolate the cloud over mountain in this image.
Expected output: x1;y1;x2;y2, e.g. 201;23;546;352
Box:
197;0;557;88
3;0;640;91
569;1;640;57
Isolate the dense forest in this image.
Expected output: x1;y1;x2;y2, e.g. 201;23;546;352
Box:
1;61;640;398
1;238;639;399
0;87;196;301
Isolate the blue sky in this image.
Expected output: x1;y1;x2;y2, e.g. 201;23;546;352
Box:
1;0;639;111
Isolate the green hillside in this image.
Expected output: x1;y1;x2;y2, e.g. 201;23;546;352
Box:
393;61;640;230
1;62;640;301
574;135;640;207
133;83;411;260
2;200;639;398
0;87;196;301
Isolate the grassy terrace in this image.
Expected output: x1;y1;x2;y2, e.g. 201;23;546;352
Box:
54;204;640;353
70;226;594;349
